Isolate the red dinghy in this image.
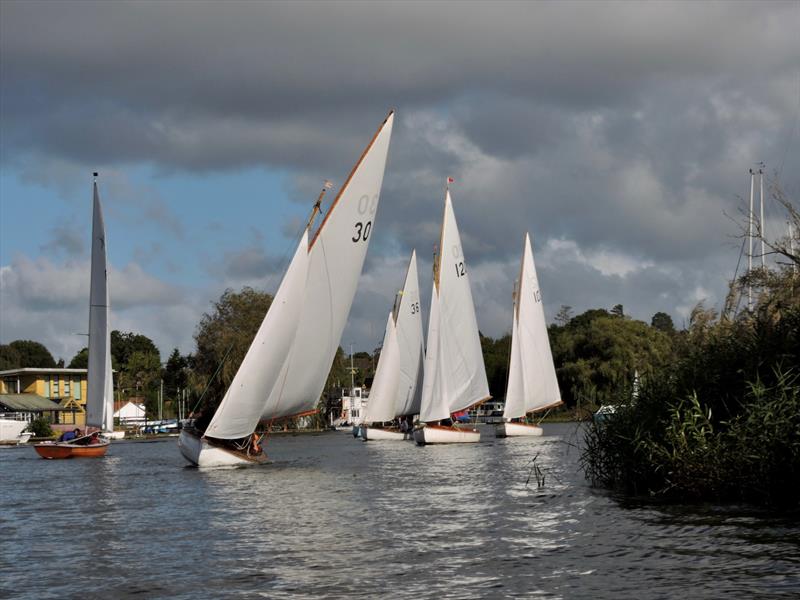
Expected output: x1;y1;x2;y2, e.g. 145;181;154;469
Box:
34;438;110;459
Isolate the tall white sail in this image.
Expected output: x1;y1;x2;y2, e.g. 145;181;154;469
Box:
86;180;114;432
392;251;424;417
419;190;490;422
363;251;424;424
363;313;401;424
502;233;561;420
205;230;310;439
261;111;395;421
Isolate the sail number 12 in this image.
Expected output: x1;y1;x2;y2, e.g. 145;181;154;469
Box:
454;261;466;277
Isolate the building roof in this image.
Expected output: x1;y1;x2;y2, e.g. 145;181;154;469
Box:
0;394;66;411
0;368;88;376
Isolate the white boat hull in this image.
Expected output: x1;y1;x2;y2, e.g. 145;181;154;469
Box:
104;430;126;440
0;418;30;445
495;422;543;437
361;427;411;441
178;430;264;468
413;424;480;445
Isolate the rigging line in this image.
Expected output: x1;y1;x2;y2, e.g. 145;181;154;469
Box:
731;235;748;318
189;342;236;416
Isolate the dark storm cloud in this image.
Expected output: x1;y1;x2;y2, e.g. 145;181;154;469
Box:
2;0;799;351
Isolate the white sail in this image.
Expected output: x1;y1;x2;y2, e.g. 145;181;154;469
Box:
502;233;561;419
363;313;400;424
363;251;425;424
419;190;490;422
205;230;310;439
86;180;114;432
261;111;395;421
392;251;424;417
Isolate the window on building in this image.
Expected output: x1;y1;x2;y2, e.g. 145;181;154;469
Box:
64;378;71;396
73;377;81;399
52;375;59;397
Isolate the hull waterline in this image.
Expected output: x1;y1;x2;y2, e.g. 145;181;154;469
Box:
413;424;480;445
361;427;411;441
34;441;110;459
178;429;266;468
495;422;543;438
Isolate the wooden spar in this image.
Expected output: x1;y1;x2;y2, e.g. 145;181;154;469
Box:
260;408;319;427
433;191;448;292
527;399;564;415
309;110;394;250
306;186;330;232
460;394;493;414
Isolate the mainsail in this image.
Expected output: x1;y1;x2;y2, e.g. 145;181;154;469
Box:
85;179;114;432
363;251;424;424
502;233;562;420
260;111;394;422
419;190;490;423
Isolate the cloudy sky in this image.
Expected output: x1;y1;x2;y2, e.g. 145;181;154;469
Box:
1;0;798;363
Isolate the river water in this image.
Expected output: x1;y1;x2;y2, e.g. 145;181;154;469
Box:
1;423;797;599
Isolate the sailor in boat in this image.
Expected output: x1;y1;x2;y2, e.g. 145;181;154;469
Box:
185;411;266;460
58;428;81;442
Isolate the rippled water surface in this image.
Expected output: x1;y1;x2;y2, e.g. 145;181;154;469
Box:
1;423;798;599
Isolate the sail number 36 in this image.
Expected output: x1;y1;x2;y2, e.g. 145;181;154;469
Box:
410;301;420;314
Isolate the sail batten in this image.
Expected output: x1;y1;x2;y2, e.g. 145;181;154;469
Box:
502;233;562;420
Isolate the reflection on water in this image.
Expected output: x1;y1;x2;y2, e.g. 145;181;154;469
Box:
1;424;797;599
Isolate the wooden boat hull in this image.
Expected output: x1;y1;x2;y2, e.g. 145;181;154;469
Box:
413;424;480;445
361;427;411;441
495;422;543;437
33;441;110;459
178;429;266;468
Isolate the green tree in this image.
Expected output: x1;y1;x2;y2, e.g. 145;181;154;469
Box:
68;347;89;368
192;287;274;413
610;304;624;318
162;348;189;397
651;311;675;333
7;340;56;368
555;305;573;326
111;331;160;371
0;344;22;370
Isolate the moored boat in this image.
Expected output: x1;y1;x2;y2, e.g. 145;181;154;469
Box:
34;175;114;459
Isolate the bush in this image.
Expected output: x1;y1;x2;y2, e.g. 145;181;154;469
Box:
27;416;53;438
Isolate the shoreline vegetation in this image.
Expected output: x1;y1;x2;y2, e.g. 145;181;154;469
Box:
581;232;799;509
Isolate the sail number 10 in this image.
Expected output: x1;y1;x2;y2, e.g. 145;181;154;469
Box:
352;221;372;243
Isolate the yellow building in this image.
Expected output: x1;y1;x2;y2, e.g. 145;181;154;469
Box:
0;368;90;426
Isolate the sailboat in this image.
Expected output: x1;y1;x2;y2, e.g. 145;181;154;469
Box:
413;187;490;445
495;233;562;437
35;174;113;459
178;111;395;467
360;251;424;441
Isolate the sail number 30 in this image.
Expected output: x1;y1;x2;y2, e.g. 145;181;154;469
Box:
352;221;372;242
